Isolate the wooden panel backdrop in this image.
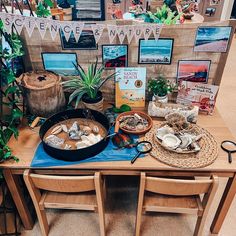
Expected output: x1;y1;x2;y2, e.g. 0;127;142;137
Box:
21;19;236;102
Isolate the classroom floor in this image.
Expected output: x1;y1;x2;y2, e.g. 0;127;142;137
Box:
21;39;236;236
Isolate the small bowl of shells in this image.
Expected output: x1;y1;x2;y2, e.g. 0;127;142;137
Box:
154;113;204;153
115;111;153;135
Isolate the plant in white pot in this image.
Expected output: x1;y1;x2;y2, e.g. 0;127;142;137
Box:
148;75;176;103
62;59;116;111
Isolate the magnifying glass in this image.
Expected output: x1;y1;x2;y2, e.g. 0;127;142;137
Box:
221;140;236;163
131;141;152;164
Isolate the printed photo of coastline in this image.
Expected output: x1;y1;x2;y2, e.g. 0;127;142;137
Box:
177;60;211;83
138;38;174;65
194;27;232;52
102;44;128;68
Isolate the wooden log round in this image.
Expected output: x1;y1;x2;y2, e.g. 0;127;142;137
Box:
18;71;66;117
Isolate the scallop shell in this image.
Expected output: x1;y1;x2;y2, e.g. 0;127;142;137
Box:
162;134;181;150
156;125;174;140
51;125;63;135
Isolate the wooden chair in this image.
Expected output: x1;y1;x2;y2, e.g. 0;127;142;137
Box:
135;173;219;236
24;170;105;236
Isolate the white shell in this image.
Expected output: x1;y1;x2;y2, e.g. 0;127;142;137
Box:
64;144;71;150
76;141;89;149
69;121;79;132
51;125;62;135
156;125;174;140
179;135;192;149
61;124;68;133
162;134;181;150
92;126;99;134
45;135;64;148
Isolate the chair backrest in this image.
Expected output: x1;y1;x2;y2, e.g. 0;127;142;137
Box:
142;173;218;196
24;170;96;193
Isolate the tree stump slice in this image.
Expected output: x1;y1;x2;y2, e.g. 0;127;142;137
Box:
18;71;66;117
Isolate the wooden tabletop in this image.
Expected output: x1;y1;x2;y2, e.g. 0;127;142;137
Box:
1;108;235;173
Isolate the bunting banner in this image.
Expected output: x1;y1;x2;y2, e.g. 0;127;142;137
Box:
0;12;162;43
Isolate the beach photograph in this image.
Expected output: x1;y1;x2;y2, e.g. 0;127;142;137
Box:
138;38;174;64
194;26;232;52
42;53;78;76
177;60;211;83
102;44;128;68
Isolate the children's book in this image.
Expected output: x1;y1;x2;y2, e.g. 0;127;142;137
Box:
177;81;219;114
115;67;146;108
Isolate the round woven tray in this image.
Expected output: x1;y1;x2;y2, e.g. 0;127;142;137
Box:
145;124;219;169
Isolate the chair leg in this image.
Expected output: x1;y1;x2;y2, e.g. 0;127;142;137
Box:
193;216;205;236
95;173;106;236
37;209;49;236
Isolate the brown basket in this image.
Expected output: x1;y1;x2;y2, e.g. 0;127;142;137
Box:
145;124;219;169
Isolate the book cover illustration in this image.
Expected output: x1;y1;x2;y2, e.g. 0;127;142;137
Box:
115;67;146;108
177;81;219;114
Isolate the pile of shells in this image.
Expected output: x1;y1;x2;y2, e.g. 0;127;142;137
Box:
45;121;102;150
119;113;149;131
156;113;203;153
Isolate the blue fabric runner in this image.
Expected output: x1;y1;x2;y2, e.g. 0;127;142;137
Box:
31;135;142;168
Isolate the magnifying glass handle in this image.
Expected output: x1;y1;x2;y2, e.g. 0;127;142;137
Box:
228;152;232;163
131;152;141;164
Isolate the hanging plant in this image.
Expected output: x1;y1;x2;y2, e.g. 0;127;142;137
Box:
0;20;24;162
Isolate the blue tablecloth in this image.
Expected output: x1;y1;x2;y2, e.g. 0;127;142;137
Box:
31;135;142;168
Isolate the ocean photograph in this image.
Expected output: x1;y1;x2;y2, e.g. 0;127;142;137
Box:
138;39;174;64
177;60;211;83
42;53;78;76
102;45;128;68
194;27;232;52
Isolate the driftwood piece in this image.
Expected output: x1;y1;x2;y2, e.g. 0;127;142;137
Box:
18;71;66;117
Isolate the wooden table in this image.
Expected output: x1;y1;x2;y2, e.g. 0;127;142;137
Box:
0;109;236;235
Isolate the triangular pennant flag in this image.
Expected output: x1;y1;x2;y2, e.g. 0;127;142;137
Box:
49;20;60;41
72;22;84;42
107;25;117;43
35;18;48;39
24;16;36;37
91;24;105;44
126;25;135;44
1;13;15;34
117;26;128;44
143;24;153;40
60;21;73;42
134;25;144;43
13;15;25;35
152;24;163;40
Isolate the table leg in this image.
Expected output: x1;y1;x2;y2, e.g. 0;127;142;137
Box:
3;169;34;230
210;174;236;234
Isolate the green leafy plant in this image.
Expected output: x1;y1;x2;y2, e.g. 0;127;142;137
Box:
36;0;53;18
0;20;24;162
144;4;182;25
148;75;176;97
62;59;116;108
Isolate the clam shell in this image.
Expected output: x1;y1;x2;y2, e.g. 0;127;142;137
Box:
51;125;62;135
92;126;99;134
61;124;68;133
162;134;181;150
156;125;174;140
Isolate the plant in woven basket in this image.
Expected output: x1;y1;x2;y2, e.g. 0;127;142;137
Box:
62;58;116;109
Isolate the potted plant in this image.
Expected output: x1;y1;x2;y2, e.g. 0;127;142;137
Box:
148;75;176;103
62;59;116;111
58;0;73;21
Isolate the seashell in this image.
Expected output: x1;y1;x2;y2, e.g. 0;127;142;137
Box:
64;144;72;150
193;134;204;142
162;134;181;150
179;134;192;149
156;125;174;140
94;134;102;142
189;142;201;152
137;124;144;130
76;141;89;149
51;125;62;135
61;124;68;133
83;126;92;136
69;121;80;133
45;135;64;148
69;130;83;140
92;126;99;134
